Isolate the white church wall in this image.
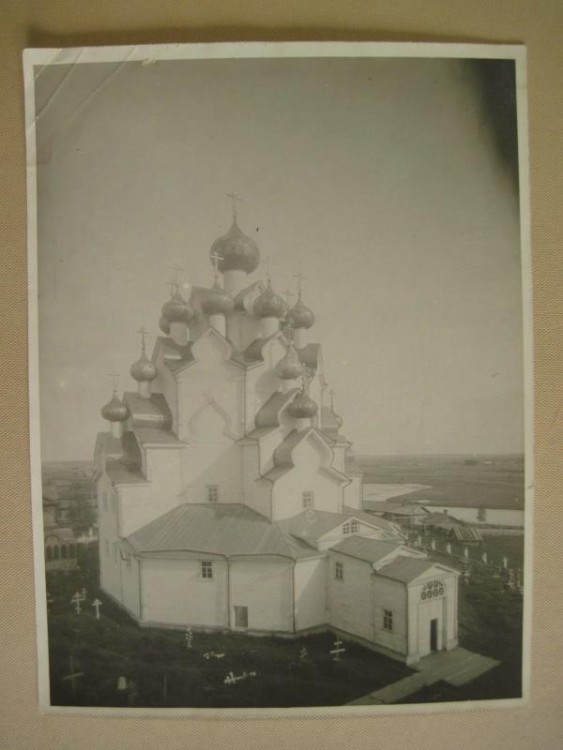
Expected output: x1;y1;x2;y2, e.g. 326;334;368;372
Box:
176;333;245;443
229;558;293;633
327;553;374;642
293;557;327;631
343;474;363;509
144;446;184;493
181;440;243;504
98;477;122;602
227;310;261;352
407;572;458;660
120;554;141;619
141;556;228;628
271;437;343;521
118;482;168;538
241;443;272;518
372;575;408;657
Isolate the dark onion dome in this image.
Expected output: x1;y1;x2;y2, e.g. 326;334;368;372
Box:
130;352;157;382
287;297;315;329
161;289;193;324
275;343;302;380
253;280;286;319
288;390;318;419
201;280;235;316
210;219;260;274
159;316;171;334
101;394;129;422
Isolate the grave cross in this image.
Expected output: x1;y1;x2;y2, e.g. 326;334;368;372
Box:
62;655;84;700
330;638;346;662
71;591;83;615
185;627;193;649
91;598;102;620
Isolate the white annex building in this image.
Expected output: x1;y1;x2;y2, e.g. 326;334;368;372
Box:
94;207;459;665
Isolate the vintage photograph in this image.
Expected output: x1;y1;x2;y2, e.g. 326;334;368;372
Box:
25;42;531;714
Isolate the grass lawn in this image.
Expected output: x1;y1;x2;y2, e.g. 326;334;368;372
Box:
47;570;412;708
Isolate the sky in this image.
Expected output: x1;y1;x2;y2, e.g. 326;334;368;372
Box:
33;53;525;462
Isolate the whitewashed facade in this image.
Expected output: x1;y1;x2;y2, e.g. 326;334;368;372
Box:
94;212;459;664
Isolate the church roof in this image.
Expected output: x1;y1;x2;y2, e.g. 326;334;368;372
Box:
244;335;320;371
123;392;172;430
126;503;316;560
364;500;429;516
134;428;185;447
262;428;349;484
105;458;148;485
254;390;298;429
330;536;404;565
233;281;264;312
377;556;451;583
277;507;399;544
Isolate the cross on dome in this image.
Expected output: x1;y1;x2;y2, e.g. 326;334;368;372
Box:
210;252;222;278
293;269;308;300
108;371;120;394
137;327;149;353
227;191;243;220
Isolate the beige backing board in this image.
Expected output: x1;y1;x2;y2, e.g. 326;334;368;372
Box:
1;2;562;749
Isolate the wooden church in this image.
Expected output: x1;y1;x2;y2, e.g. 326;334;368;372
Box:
94;207;459;665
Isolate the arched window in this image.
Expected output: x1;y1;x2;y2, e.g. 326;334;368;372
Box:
53;545;60;560
61;545;68;559
46;546;52;562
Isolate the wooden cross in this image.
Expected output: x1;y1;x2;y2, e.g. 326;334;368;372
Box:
283;288;294;307
263;256;276;282
62;655;83;700
330;638;346;662
167;278;179;296
137;327;149;353
91;598;102;620
108;371;120;394
71;591;83;614
227;191;243;219
293;269;308;298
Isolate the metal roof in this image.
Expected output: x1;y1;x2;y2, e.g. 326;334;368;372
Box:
255;390;298;428
377;555;448;583
124;392;172;430
126;503;316;560
330;536;404;565
278;507;400;544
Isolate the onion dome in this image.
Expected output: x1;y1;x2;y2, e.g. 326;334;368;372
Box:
288;390;318;419
159;316;171;334
161;288;193;325
287;296;315;330
253;281;286;319
210;219;260;274
201;280;234;316
101;394;129;423
275;343;302;380
130;352;157;382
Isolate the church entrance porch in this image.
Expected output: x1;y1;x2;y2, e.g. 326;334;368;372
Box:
417;598;445;658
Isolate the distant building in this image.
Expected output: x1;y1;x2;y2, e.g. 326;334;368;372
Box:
94;208;459;665
363;499;430;528
43;497;79;571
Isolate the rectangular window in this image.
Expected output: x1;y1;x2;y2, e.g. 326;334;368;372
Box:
302;491;315;509
207;485;219;503
234;605;248;628
200;560;214;580
334;560;344;582
350;519;359;533
383;609;393;631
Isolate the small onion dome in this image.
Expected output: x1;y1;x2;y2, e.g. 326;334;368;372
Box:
288;391;318;419
130;352;157;382
275;343;302;380
253;281;286;319
101;394;129;423
159;316;171;334
287;298;315;329
201;281;235;316
210;219;260;274
161;289;193;324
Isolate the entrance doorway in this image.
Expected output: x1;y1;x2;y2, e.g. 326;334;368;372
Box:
234;605;248;629
430;618;439;652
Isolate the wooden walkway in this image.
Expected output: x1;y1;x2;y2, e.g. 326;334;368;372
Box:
348;647;499;705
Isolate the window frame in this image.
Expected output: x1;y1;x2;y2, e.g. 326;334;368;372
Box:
302;490;315;509
334;560;344;582
200;560;214;580
383;608;394;631
206;485;219;504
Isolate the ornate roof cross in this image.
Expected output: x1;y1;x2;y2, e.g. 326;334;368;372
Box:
169;265;189;293
227;191;243;220
263;256;276;283
283;288;295;307
137;327;149;354
293;269;308;300
108;371;120;394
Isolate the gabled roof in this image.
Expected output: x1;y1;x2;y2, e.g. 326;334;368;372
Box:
155;336;194;372
262;428;349;484
277;507;399;545
124;392;172;430
377;556;455;583
254;390;298;429
330;536;404;565
126;503;315;560
364;500;429;516
244;333;281;363
452;525;483;542
134;427;185;448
